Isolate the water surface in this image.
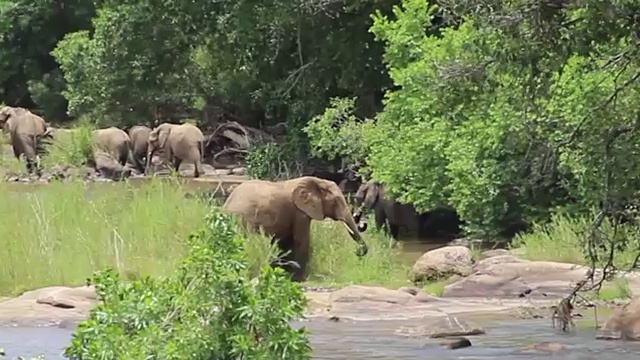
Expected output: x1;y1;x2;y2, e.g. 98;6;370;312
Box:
2;318;639;359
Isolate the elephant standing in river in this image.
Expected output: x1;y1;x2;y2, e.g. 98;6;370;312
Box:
146;122;205;178
222;176;369;282
128;125;151;174
0;106;49;175
352;180;423;240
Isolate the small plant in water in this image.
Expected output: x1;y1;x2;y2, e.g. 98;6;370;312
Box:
64;210;312;360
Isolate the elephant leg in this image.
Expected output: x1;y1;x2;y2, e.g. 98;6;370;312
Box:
374;209;386;232
193;160;203;178
271;235;298;276
290;226;311;282
172;157;183;174
388;223;400;240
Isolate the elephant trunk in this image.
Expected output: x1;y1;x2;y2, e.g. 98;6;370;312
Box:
145;149;154;174
341;214;368;257
352;205;369;233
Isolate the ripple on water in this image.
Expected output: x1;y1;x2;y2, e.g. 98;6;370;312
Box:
2;318;640;359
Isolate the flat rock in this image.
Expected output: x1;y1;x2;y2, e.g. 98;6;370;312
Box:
443;260;590;299
0;286;98;326
479;249;511;260
396;315;485;338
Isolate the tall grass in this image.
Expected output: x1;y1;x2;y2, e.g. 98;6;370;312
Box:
0;180;409;295
512;212;640;267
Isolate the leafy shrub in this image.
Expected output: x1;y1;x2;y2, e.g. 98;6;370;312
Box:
245;142;303;180
64;210;312;360
43;116;95;167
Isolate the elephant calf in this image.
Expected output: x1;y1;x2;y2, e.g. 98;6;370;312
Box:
93;127;132;167
352;180;423;240
0;106;48;176
128;125;151;174
146;122;205;177
91;151;132;180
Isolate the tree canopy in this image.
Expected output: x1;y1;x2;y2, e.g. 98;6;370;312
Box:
3;0;640;240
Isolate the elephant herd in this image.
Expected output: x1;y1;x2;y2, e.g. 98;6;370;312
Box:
0;106;207;179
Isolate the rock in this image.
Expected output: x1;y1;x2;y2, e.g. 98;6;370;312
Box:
214;168;232;175
473;254;525;273
439;337;472;349
397;286;441;302
596;296;640;340
231;167;247;176
0;286;98;326
443;260;591;299
410;246;474;283
329;285;415;305
479;249;511;260
398;286;421;296
520;342;567;353
395;315;485;338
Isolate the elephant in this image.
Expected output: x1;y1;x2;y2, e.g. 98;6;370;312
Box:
222;176;369;282
352;180;423;240
0;106;49;175
90;150;132;180
93;127;131;167
146;122;205;178
127;125;151;173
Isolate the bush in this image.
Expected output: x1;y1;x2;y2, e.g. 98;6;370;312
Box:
64;210;312;360
245;142;304;181
42;116;96;168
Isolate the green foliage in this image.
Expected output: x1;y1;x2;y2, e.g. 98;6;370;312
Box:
245;143;303;181
64;210;312;360
304;97;373;165
42;116;96;167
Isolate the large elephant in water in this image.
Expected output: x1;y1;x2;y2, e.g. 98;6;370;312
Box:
352;180;423;240
222;176;368;282
0;106;49;175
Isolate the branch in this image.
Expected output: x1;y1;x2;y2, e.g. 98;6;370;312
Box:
213;148;249;161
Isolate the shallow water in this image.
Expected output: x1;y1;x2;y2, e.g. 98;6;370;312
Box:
1;317;639;359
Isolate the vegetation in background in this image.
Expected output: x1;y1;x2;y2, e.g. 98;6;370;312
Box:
2;0;640;294
42;116;96;167
64;210;312;360
0;181;409;296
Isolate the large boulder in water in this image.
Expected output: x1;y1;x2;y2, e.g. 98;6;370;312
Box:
410;246;474;283
597;297;640;340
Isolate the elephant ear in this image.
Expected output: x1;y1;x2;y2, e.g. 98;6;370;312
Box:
292;179;325;220
363;182;380;206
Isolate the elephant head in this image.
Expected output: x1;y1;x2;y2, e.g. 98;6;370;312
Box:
352;180;383;232
293;177;369;257
145;123;173;172
0;106;18;130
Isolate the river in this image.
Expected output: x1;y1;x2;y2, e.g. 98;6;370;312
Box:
1;317;639;359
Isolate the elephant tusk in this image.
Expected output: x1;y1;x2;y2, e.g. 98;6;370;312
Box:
342;221;356;236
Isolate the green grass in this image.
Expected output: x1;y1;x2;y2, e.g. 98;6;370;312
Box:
511;212;640;267
0;180;409;296
596;278;633;301
422;280;447;296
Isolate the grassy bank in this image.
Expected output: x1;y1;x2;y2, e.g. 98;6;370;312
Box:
0;180;409;296
512;212;640;267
